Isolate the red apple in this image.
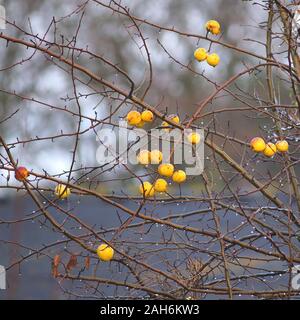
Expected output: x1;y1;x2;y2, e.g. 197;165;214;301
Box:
15;166;29;181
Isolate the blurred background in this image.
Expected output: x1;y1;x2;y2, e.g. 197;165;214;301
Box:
0;0;270;197
0;0;299;299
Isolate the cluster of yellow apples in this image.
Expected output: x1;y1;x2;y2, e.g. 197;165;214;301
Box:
137;149;187;195
126;109;154;128
250;137;289;158
135;115;201;197
194;20;221;67
139;163;187;197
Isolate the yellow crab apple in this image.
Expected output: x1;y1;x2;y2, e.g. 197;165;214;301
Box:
263;142;277;157
150;150;163;164
194;48;207;62
126;110;142;126
55;184;71;199
188;132;201;144
276;140;289;153
137;150;150;165
139;181;155;197
171;114;180;124
172;170;187;183
158;163;174;177
97;244;114;261
206;53;220;67
250;137;266;152
141;110;154;122
154;178;168;192
205;20;221;35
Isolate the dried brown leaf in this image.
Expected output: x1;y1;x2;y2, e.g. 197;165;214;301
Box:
52;266;58;278
53;254;61;267
85;256;90;270
67;254;77;271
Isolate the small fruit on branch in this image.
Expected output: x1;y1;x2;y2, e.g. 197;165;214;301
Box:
158;163;174;177
139;181;155;197
97;244;114;261
206;53;220;67
205;20;221;35
172;170;187;183
137;150;151;165
154;178;168;192
263;142;277;158
141;110;154;122
150;150;163;164
126;110;142;126
194;48;208;62
14;166;30;181
54;184;71;199
276;140;289;153
188;132;201;144
250;137;266;153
